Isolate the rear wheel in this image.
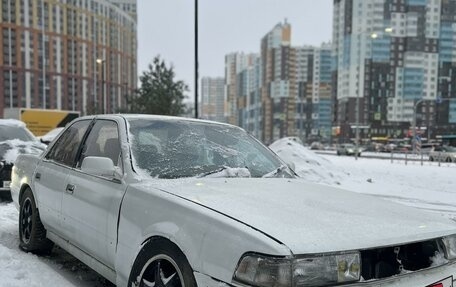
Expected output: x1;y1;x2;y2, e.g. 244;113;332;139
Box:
129;239;196;287
429;156;434;162
19;188;54;254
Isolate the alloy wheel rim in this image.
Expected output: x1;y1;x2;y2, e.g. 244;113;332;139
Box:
138;254;184;287
20;198;33;244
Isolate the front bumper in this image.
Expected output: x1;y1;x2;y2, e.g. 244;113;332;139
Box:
194;260;456;287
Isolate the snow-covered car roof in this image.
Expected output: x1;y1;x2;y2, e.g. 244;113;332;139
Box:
0;119;27;128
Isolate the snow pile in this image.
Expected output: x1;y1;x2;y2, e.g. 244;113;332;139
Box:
1;139;45;164
269;137;347;185
269;137;456;220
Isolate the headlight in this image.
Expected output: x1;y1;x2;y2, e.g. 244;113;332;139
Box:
443;234;456;260
234;255;291;287
233;252;361;287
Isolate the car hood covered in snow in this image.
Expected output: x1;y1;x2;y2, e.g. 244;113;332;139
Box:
149;178;456;254
0;140;45;164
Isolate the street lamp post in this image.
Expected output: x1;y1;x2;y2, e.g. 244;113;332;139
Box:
97;59;106;114
194;0;199;118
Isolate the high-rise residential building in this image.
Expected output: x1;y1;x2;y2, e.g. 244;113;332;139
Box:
332;0;456;142
0;0;137;118
296;43;333;142
235;53;262;139
224;22;333;144
225;52;257;125
260;20;297;144
108;0;137;20
200;77;225;122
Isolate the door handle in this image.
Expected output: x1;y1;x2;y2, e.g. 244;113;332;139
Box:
66;184;75;194
35;173;41;180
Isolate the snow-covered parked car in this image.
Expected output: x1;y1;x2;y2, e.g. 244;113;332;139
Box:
0;119;45;200
11;115;456;287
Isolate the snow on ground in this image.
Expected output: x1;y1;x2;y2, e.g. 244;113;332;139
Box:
0;137;455;286
270;137;456;221
0;202;113;287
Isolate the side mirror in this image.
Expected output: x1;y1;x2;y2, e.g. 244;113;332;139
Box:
81;156;116;177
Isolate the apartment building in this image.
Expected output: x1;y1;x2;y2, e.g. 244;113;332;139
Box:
0;0;137;117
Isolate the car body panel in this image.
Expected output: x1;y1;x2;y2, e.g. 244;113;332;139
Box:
10;154;40;207
116;182;292;285
150;178;456;254
62;169;127;268
34;160;70;234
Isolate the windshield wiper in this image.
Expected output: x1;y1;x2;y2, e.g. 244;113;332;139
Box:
197;166;229;178
198;166;252;178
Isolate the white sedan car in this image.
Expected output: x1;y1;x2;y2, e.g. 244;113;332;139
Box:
10;115;456;287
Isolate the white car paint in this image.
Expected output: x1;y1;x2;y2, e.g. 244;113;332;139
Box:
10;115;456;287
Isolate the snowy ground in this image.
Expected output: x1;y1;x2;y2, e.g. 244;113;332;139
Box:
0;202;113;286
0;138;455;286
271;137;456;221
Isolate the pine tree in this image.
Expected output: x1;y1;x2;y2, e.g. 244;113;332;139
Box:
129;56;188;116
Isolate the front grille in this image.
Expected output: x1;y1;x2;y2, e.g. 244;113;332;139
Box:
0;162;13;188
361;238;444;280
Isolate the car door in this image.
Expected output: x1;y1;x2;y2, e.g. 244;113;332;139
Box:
61;119;127;268
35;120;92;234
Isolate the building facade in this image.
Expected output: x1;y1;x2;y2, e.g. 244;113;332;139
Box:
332;0;456;143
295;43;332;142
224;22;333;144
260;21;297;144
200;77;225;122
0;0;137;118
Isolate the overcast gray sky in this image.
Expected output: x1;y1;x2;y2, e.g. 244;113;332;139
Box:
137;0;333;100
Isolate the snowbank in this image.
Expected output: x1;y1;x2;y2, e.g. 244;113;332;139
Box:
269;137;456;220
269;137;347;185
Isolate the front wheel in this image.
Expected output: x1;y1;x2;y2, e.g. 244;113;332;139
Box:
19;188;54;254
129;239;196;287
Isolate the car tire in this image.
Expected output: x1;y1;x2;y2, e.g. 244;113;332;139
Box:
337;151;341;156
128;238;196;287
446;157;452;163
19;188;54;254
429;156;434;162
